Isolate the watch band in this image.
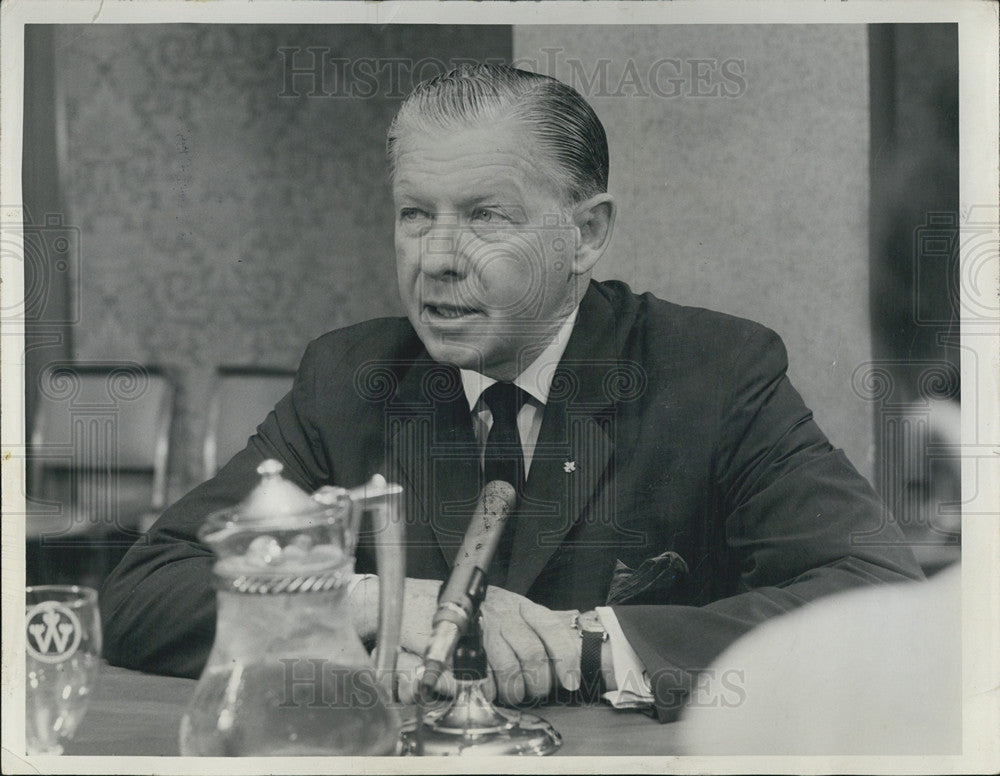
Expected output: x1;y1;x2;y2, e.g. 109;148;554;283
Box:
573;610;608;701
580;629;605;700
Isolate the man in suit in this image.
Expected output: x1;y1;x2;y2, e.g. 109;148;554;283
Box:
101;64;922;723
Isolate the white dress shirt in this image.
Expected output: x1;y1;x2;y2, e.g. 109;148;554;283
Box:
458;308;653;708
459;308;578;478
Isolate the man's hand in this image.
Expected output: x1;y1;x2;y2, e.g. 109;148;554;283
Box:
479;584;581;704
349;576;583;706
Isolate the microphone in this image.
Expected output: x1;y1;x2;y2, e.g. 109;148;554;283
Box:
420;480;517;691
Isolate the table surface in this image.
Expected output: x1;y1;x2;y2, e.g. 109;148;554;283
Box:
66;663;688;757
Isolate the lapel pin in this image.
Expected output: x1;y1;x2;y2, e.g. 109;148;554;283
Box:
563;461;576;473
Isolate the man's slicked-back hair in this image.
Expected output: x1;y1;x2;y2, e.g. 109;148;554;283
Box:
387;63;609;204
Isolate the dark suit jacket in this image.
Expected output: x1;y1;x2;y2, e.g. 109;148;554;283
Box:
100;280;922;722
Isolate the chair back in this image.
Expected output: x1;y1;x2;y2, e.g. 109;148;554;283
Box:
203;366;295;480
28;362;174;536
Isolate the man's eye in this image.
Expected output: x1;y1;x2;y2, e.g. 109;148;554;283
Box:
399;208;428;222
472;207;507;223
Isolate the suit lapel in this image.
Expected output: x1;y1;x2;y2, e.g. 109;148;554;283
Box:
386;354;480;569
505;285;620;595
384;283;624;585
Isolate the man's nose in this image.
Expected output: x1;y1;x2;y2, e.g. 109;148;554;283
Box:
420;215;470;280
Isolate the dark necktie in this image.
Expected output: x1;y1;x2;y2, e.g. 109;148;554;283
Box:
480;381;527;586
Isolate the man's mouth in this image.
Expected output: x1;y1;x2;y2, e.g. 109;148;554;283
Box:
423;303;481;321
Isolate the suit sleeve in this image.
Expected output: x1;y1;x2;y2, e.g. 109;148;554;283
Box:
612;326;924;722
99;339;331;678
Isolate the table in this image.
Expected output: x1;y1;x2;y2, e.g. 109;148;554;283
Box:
66;664;688;757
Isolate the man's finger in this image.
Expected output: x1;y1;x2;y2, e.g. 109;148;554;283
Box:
399;578;446;655
482;665;499;702
482;622;525;705
394;650;457;704
394;650;421;705
521;604;582;692
500;620;552;700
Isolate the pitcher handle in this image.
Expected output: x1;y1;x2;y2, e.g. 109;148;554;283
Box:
346;476;405;697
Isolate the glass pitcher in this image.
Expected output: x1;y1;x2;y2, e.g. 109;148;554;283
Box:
179;460;405;756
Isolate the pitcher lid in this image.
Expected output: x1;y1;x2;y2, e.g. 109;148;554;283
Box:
238;459;323;521
200;460;353;589
200;459;340;545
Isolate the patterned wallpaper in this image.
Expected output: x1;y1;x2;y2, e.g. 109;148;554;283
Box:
56;24;511;498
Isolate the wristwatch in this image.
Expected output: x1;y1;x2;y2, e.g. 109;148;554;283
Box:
572;610;608;700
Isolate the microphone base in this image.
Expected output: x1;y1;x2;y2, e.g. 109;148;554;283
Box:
400;678;561;756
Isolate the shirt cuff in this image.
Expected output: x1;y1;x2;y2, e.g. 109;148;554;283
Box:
595;606;654;708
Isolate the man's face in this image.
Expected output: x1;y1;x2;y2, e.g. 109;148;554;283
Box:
392;119;583;380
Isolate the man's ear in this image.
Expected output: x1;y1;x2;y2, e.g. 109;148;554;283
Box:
571;193;616;275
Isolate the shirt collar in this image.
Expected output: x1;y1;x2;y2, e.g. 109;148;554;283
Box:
460;306;579;411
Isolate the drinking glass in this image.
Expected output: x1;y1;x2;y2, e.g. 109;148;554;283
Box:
25;585;102;755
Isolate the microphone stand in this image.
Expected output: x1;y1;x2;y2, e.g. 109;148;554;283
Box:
400;566;562;756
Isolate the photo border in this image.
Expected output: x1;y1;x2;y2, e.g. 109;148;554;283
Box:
2;2;997;774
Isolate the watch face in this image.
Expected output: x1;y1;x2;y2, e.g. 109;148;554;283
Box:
579;611;604;633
